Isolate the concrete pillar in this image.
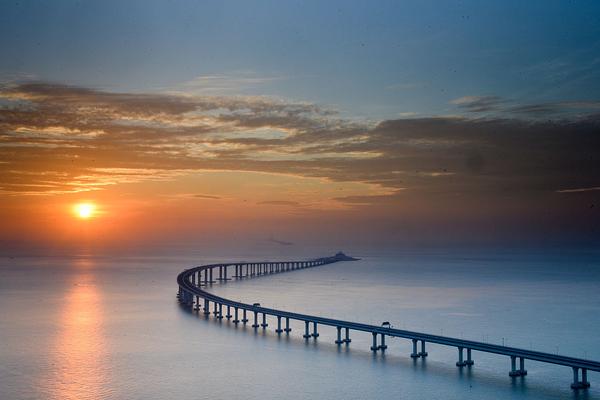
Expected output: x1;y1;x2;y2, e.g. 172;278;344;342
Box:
572;367;579;388
233;307;240;324
223;265;228;281
335;326;343;344
209;268;213;283
276;316;283;333
582;369;590;388
456;347;466;367
419;340;428;357
466;348;474;366
261;313;268;328
252;311;259;328
284;317;291;333
303;321;311;339
370;332;378;352
379;334;387;350
411;339;420;358
204;270;208;284
226;305;232;319
204;299;210;315
213;301;218;315
509;355;519;376
519;357;527;375
217;303;223;319
344;327;351;343
312;322;319;338
242;309;248;324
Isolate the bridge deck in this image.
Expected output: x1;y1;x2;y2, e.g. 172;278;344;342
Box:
177;256;600;388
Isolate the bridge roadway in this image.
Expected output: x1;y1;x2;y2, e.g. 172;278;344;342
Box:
176;254;599;390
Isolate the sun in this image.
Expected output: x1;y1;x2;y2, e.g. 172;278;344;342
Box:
74;203;96;219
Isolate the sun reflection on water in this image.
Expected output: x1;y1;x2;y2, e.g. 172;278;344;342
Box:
50;260;109;400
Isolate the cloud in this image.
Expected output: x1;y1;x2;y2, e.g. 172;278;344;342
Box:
451;95;506;112
178;71;284;95
556;186;600;193
194;194;222;199
1;82;599;205
258;200;300;206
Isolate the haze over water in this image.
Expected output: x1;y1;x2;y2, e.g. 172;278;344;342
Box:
2;248;599;400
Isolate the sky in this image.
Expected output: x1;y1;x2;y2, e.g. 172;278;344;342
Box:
0;0;599;254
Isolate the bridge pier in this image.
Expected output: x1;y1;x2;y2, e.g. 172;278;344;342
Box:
284;317;291;333
217;303;223;319
571;367;590;389
411;339;420;358
212;301;218;316
456;347;466;366
194;295;201;311
335;326;343;344
233;307;240;324
226;305;232;319
203;299;210;315
371;332;379;352
344;327;351;343
379;334;387;351
312;322;319;338
261;313;268;328
252;311;259;328
242;309;248;324
276;316;283;333
303;321;311;339
509;356;527;377
419;340;428;357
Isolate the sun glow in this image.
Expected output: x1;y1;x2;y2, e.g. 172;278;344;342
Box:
74;203;96;219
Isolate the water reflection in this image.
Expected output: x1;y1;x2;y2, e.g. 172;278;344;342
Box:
50;259;108;400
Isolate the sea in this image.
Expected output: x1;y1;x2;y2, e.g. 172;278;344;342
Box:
1;247;599;399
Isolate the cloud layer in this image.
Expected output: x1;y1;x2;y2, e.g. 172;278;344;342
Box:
1;82;599;204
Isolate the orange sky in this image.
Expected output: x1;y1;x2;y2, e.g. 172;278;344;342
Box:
1;83;599;254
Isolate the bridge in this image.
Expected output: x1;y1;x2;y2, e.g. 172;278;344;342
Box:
176;253;599;390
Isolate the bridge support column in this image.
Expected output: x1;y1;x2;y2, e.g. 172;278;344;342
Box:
252;311;259;328
518;357;527;376
509;355;520;376
194;295;201;311
209;268;213;283
335;327;343;344
465;348;474;366
242;309;248;324
312;322;319;338
379;334;387;351
284;317;291;333
411;339;420;358
204;299;210;315
233;307;240;324
217;303;223;319
223;266;228;281
226;305;232;319
212;301;218;316
303;321;311;339
419;340;428;357
344;327;351;344
275;316;283;333
370;332;378;352
261;313;268;328
571;367;590;389
456;347;466;367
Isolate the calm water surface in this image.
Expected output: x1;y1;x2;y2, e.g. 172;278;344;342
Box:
1;249;599;399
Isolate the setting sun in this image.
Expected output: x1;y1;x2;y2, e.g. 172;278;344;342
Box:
74;203;96;219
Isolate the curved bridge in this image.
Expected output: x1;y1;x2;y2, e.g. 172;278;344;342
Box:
177;253;599;391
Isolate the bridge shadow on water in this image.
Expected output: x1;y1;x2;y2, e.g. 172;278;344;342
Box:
176;301;594;400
